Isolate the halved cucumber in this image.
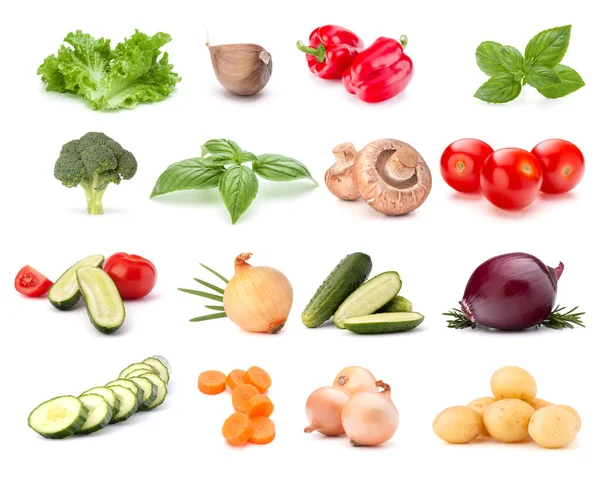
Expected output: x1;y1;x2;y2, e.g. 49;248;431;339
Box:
106;379;143;409
28;395;89;439
333;271;402;328
143;357;170;383
344;312;424;334
377;296;413;313
302;253;372;328
77;266;125;334
139;373;168;410
129;376;158;410
78;394;112;434
48;255;104;310
81;387;120;418
119;363;156;380
105;385;138;422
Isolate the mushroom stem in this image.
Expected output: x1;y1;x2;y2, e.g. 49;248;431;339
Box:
388;149;418;180
332;142;358;167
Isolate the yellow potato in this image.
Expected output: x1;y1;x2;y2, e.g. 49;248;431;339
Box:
467;397;496;436
527;398;553;411
490;366;537;401
529;406;579;449
483;399;535;443
433;406;483;444
557;405;582;433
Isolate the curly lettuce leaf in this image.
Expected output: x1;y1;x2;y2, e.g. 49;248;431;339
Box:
37;30;181;111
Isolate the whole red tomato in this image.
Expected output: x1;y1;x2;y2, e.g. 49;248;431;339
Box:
531;139;585;194
103;253;157;299
480;148;543;210
440;139;494;192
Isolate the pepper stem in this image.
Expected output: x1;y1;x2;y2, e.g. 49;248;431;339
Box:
296;41;327;63
399;35;408;49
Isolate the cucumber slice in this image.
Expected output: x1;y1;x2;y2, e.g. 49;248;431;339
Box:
333;271;402;328
81;387;120;418
139;373;168;410
148;355;171;374
28;395;89;439
78;394;112;434
125;368;157;379
344;312;424;334
77;266;125;334
142;357;170;383
119;363;156;380
377;296;413;313
48;255;104;310
106;379;143;409
129;376;158;410
302;253;372;328
105;385;138;422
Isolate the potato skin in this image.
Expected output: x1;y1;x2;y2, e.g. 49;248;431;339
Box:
483;399;535;443
490;366;537;401
529;406;579;449
467;397;496;436
433;406;483;444
557;405;582;433
526;397;553;411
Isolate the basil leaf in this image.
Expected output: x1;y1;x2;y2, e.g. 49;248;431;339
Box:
218;165;259;224
150;158;225;198
475;42;511;76
474;73;522;103
537;65;585;98
525;66;561;89
499;46;524;73
237;151;258;164
253;155;318;184
208;153;238;166
524;25;571;68
201;139;242;159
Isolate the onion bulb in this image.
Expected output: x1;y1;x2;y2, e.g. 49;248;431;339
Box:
304;386;351;436
341;381;399;446
333;366;378;395
223;253;292;333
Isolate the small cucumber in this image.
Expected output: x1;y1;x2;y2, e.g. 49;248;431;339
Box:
302;253;372;328
344;312;424;334
48;254;105;310
377;296;413;313
77;266;125;334
333;271;401;328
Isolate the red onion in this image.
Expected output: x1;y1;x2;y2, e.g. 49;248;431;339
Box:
445;252;584;331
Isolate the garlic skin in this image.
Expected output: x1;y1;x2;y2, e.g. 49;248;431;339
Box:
208;43;272;96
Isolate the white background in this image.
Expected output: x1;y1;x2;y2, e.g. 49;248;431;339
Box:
1;0;597;476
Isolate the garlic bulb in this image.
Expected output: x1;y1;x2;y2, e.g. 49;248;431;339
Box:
208;43;272;96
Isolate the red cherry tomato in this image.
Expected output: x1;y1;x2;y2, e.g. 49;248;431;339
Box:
440;139;494;193
103;253;157;299
531;139;585;194
15;265;53;297
480;148;543;210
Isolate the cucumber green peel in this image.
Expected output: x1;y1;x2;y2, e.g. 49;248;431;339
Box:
344;312;424;334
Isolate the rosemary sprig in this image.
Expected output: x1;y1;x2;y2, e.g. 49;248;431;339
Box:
443;306;475;329
177;288;223;302
540;306;585;329
180;263;229;323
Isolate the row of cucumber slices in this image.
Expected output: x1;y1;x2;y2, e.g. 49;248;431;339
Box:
28;356;170;439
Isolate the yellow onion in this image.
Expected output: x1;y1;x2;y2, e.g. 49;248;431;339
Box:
333;366;378;395
223;253;292;333
304;386;351;436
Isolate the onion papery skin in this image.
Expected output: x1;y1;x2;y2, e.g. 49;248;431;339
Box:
223;259;293;333
461;253;562;331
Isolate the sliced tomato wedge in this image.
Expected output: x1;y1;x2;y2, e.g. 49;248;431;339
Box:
15;265;53;297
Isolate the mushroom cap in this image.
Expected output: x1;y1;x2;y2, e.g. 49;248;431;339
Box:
325;142;361;201
353;139;432;216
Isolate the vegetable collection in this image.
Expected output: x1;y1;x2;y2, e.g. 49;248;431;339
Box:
433;366;581;449
28;356;170;438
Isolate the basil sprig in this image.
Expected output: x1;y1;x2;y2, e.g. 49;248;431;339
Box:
151;139;317;224
474;25;584;103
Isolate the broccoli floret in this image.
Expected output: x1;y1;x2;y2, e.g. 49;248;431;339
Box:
54;132;137;214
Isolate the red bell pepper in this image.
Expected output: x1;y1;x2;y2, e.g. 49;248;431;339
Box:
343;35;414;103
297;25;363;80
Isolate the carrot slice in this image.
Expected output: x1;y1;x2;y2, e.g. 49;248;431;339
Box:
232;384;260;412
245;394;274;418
226;369;246;390
198;370;226;395
222;412;252;446
250;417;275;445
243;366;272;393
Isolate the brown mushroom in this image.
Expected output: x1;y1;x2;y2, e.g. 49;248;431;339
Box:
324;142;361;201
352;139;432;215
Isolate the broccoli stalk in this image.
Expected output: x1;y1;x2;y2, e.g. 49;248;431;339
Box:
54;133;137;215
